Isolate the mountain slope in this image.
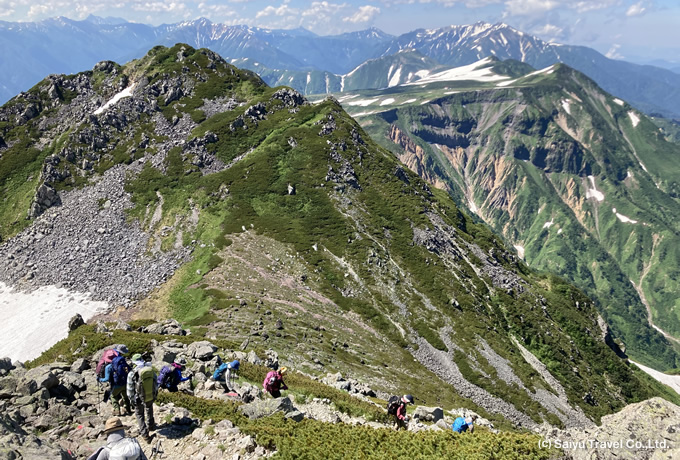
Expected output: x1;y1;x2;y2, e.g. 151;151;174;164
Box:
355;62;680;371
0;44;676;431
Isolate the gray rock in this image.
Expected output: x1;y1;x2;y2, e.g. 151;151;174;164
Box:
144;319;185;336
414;406;444;423
23;366;58;390
18;379;38;396
0;358;14;372
68;314;85;332
70;358;90;374
113;320;131;331
238;396;296;420
187;341;217;361
284;410;305;422
246;351;261;365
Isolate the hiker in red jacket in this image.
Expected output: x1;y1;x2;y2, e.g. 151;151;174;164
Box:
263;367;288;398
394;394;413;430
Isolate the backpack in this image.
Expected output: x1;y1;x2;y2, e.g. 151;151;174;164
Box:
96;349;119;379
136;366;156;403
263;370;277;392
387;395;401;415
111;356;130;387
157;366;174;388
213;363;229;380
107;437;142;460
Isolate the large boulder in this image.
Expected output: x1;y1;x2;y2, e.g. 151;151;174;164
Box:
414;406;444;423
22;366;58;391
187;341;217;361
0;357;14;376
68;314;85;332
238;396;299;420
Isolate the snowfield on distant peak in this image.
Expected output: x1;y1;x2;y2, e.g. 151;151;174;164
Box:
404;57;509;85
629;111;640;127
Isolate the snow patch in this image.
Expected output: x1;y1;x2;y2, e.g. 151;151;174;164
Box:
514;245;525;259
402;98;417;104
405;57;509;85
444;91;458;95
557;228;563;235
526;65;555;78
348;98;380;107
379;98;396;106
388;67;402;87
351;111;376;117
495;79;517;87
543;219;554;229
93;84;136;115
585;176;605;202
612;208;638;224
633;361;680;396
561;99;571;115
468;200;478;214
628;111;640;127
0;282;109;362
415;69;430;78
613;98;624;106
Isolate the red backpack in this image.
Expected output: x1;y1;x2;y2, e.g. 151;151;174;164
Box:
96;349;119;379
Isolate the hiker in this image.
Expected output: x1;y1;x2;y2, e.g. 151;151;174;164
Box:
127;354;157;443
452;414;477;434
387;394;413;430
96;345;128;403
86;417;147;460
157;358;192;393
263;366;288;398
99;347;132;416
212;359;240;392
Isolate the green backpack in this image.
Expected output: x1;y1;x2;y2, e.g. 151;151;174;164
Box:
136;366;156;403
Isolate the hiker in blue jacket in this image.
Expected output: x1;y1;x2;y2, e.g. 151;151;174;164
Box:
99;353;132;416
452;414;477;433
158;358;192;392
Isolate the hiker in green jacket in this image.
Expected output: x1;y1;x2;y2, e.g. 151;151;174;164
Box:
127;354;157;443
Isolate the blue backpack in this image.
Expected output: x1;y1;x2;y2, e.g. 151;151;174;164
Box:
157;366;175;388
213;363;229;380
111;356;130;387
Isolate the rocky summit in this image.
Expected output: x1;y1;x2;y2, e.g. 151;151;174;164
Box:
1;43;680;458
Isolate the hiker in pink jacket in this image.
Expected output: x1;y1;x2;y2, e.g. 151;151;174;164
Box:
263;367;288;398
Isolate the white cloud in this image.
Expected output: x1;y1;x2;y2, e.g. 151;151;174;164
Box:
532;23;564;40
605;43;624;59
255;3;297;19
504;0;560;16
131;2;188;13
626;1;646;17
343;5;381;23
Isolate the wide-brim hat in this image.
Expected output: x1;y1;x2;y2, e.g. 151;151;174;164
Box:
279;366;288;374
103;417;129;434
116;345;129;355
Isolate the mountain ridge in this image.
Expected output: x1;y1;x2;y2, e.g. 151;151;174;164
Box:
0;43;675;434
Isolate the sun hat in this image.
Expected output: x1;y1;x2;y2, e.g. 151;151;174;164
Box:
279;366;288;374
132;353;142;362
103;417;128;434
116;345;129;355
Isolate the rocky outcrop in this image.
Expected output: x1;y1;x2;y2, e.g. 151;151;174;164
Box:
542;398;680;459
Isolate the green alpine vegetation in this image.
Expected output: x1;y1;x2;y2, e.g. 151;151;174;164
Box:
343;59;680;371
2;44;679;457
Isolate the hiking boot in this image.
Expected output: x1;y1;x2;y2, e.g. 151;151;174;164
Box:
142;433;154;443
113;409;121;416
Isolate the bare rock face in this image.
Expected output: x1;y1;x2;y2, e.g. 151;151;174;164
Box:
541;398;680;459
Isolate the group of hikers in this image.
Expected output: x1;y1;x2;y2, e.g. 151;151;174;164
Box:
387;394;477;432
90;343;476;458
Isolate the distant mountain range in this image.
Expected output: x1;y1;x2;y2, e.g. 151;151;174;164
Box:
1;17;680;118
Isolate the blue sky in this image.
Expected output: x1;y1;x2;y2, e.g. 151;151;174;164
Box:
1;1;678;64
